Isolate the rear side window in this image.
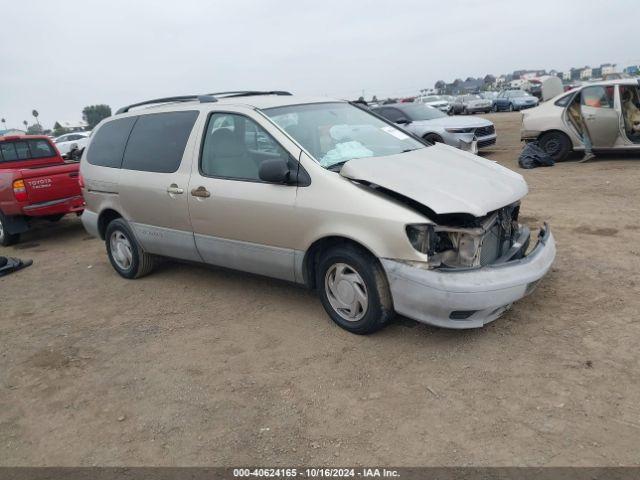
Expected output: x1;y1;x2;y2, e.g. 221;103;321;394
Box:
122;111;198;173
0;139;56;162
87;117;137;168
581;86;614;109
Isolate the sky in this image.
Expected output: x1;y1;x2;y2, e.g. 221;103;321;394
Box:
1;0;638;130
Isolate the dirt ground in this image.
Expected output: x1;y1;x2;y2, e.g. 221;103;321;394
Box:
1;112;640;466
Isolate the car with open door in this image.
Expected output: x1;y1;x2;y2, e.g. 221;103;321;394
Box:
521;79;640;161
81;91;555;335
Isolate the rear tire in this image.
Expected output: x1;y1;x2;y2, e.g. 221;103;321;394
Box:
105;218;155;279
0;212;20;247
538;131;572;162
316;244;394;335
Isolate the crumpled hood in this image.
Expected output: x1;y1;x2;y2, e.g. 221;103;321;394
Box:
340;144;528;217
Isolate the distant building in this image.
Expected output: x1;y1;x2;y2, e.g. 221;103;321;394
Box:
601;63;616;75
580;67;592;80
624;65;640;75
54;120;88;132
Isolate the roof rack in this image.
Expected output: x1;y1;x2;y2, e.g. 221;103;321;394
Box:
116;91;292;114
207;90;292;98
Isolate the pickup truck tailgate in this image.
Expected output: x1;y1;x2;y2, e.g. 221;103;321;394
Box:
19;162;81;204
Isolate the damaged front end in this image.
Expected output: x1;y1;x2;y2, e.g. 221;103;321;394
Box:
405;203;532;269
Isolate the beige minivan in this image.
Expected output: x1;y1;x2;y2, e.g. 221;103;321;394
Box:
80;91;556;334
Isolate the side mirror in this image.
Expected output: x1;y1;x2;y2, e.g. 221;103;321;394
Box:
259;157;292;184
395;118;410;125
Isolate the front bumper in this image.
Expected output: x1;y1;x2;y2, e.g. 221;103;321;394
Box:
477;134;497;149
381;224;556;329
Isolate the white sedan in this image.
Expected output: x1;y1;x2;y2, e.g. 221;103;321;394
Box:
54;132;90;158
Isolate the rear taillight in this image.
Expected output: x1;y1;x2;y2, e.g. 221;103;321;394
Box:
78;173;85;189
13;179;28;202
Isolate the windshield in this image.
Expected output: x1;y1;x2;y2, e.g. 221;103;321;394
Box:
463;95;482;101
263;102;425;168
397;104;447;121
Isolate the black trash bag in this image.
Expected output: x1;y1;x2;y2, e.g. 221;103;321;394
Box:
518;142;555;169
0;256;33;277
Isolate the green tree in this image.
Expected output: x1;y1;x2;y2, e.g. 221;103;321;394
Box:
26;123;44;135
82;104;112;129
32;109;41;127
53;122;69;137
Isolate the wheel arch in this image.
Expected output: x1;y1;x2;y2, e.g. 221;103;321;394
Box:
97;208;123;239
302;235;379;290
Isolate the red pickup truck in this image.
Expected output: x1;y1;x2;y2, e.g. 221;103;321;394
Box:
0;135;84;246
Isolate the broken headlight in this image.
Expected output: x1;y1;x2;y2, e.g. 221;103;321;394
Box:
406;224;453;256
405;222;490;269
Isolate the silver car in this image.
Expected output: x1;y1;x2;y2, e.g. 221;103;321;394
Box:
452;94;493;115
372;103;497;152
416;95;451;114
80;92;554;334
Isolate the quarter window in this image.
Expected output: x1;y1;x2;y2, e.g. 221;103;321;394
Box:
87;116;137;168
122;111;198;173
200;113;290;181
554;93;574;107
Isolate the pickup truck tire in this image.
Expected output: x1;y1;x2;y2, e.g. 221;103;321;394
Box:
317;244;394;335
105;218;155;279
0;212;20;247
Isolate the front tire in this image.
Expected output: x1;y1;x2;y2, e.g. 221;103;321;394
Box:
317;244;394;334
105;218;155;279
0;212;20;247
538;131;572;162
508;103;514;112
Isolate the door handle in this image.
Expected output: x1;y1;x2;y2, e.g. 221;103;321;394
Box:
191;186;211;198
167;184;184;195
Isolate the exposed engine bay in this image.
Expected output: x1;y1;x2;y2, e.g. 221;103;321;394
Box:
405;203;531;269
